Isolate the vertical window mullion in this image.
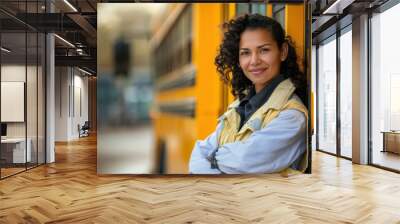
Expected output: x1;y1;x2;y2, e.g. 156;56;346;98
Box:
336;29;341;157
25;0;28;171
0;17;2;179
367;11;373;165
316;45;320;151
36;0;39;167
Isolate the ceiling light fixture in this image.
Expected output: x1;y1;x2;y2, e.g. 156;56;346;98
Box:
54;34;75;48
1;47;11;53
63;0;78;12
78;67;92;76
322;0;355;15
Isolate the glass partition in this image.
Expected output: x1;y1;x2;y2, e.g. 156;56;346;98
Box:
0;1;46;179
317;36;337;155
371;3;400;171
339;28;352;158
1;30;28;177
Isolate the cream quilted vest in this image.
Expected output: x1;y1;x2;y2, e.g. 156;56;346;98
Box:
218;79;309;175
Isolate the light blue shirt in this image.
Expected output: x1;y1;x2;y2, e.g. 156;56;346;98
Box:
189;109;306;174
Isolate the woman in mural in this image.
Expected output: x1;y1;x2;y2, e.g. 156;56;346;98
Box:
189;14;308;174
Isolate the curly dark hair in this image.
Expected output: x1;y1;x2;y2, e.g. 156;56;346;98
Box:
215;14;307;105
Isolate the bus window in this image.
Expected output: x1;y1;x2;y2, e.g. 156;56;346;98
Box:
236;3;250;15
250;3;266;15
272;4;285;28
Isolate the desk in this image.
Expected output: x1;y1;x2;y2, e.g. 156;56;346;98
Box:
381;131;400;154
1;138;31;163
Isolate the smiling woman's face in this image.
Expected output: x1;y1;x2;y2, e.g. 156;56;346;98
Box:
239;28;287;93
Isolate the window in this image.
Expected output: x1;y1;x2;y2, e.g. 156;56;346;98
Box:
317;36;337;155
154;5;192;78
371;2;400;171
250;3;266;15
272;4;285;28
339;27;352;158
236;3;250;15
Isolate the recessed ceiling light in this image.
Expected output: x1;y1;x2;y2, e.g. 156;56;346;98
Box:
322;0;354;15
1;47;11;53
54;34;75;48
63;0;78;12
78;67;92;76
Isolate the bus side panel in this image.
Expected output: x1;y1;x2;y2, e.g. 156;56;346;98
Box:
156;114;196;173
154;88;197;173
193;4;225;140
157;87;195;102
285;5;305;71
267;4;273;17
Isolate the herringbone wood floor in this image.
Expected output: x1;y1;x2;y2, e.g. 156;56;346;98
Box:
1;135;400;223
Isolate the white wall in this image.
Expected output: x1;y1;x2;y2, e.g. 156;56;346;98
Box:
1;65;35;138
1;63;46;164
1;65;26;129
1;82;25;122
1;65;26;81
55;67;89;141
55;67;69;141
1;65;26;141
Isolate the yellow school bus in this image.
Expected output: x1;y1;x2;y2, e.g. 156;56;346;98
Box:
150;2;308;174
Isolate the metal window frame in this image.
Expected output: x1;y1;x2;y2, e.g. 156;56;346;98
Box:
368;0;400;172
315;0;400;172
315;22;353;162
